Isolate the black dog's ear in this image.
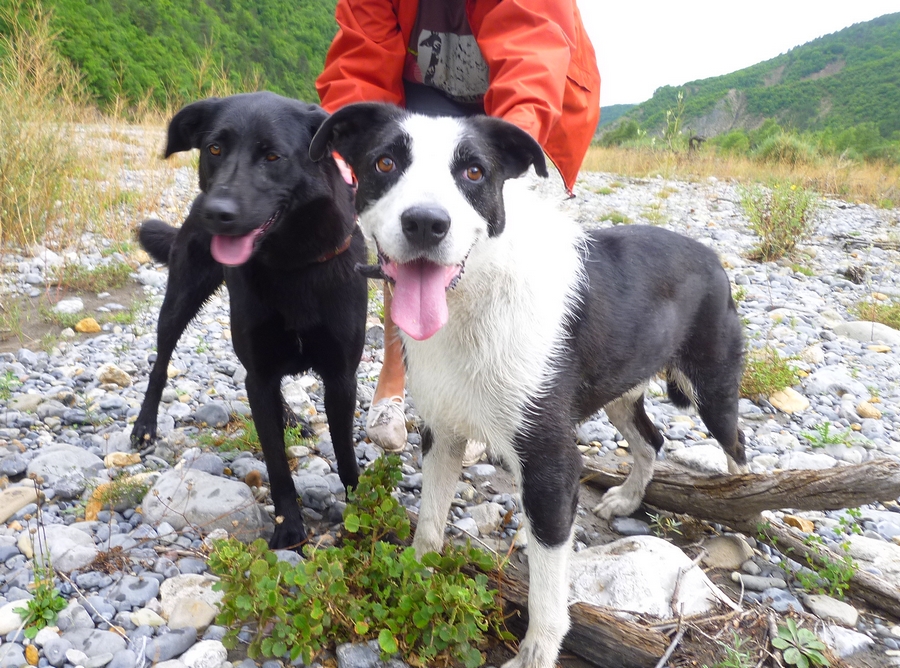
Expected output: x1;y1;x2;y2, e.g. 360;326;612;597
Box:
467;116;549;180
309;102;403;163
302;103;330;137
165;97;223;157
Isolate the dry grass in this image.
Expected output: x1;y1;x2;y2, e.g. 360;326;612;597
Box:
0;2;187;254
582;145;900;207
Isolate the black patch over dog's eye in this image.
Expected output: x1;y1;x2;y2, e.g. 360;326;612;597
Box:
464;165;484;182
208;144;221;156
375;156;395;173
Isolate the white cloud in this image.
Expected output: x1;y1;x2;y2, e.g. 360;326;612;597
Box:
577;1;900;106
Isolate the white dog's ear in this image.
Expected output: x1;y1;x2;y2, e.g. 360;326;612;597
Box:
467;116;549;180
309;102;403;163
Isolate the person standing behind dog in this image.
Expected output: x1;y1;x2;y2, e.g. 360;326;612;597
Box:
317;0;600;456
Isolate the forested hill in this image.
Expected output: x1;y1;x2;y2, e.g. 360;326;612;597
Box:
4;0;338;108
622;12;900;139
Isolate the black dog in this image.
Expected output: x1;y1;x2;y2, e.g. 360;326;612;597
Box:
132;92;367;549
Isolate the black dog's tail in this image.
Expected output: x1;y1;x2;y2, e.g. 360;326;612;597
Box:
139;219;177;265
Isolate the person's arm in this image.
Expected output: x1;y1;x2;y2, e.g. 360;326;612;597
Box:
474;0;578;146
316;0;408;111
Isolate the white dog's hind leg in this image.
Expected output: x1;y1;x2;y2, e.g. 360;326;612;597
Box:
412;426;465;556
592;390;658;520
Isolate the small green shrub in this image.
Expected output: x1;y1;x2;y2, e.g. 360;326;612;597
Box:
50;261;132;292
599;211;632;225
773;619;829;668
754;134;820;166
801;422;854;449
703;632;755;668
19;562;67;638
209;456;507;667
740;346;799;398
853;299;900;330
739;182;819;261
196;415;313;453
793;533;857;599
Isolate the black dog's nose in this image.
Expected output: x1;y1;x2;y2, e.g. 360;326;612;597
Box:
204;196;239;228
401;206;450;248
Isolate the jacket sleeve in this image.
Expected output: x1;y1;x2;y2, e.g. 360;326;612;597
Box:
475;0;576;147
316;0;407;112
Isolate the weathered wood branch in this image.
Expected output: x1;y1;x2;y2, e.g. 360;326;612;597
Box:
756;520;900;615
486;566;669;668
582;459;900;531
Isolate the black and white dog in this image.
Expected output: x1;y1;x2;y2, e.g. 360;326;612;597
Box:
310;104;746;668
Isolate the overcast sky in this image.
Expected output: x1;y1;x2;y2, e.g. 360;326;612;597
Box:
577;1;900;107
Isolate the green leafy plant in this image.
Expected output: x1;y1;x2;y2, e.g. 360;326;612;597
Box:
0;369;19;402
793;533;857;599
19;561;67;638
648;512;682;538
773;619;829;668
196;415;313;453
739;182;819;261
740;346;799;398
209;456;507;667
703;632;755;668
801;422;854;449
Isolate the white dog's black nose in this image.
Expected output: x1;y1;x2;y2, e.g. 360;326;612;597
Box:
401;205;450;248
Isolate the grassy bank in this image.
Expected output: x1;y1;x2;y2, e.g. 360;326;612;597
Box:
582;145;900;208
0;3;188;253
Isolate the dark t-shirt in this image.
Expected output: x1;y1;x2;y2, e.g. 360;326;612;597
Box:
402;0;489;104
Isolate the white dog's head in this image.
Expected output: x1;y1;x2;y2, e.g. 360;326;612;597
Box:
310;103;547;340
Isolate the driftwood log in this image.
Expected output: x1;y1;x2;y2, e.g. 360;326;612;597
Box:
582;459;900;532
583;458;900;616
489;566;669;668
756;519;900;614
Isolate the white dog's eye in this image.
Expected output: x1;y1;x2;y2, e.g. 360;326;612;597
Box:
375;156;395;173
464;165;483;182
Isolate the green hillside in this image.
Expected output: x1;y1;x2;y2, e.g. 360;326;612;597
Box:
598;103;635;129
623;12;900;140
0;0;338;108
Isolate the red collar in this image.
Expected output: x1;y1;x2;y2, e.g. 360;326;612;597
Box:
316;233;354;263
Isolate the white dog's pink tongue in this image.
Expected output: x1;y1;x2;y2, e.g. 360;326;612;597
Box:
391;260;453;341
210;232;256;266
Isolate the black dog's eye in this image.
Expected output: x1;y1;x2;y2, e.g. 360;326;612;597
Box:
464;165;484;182
208;144;221;156
265;153;280;162
375;156;395;173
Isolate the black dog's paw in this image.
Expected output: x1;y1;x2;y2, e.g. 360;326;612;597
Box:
130;420;157;447
269;522;308;552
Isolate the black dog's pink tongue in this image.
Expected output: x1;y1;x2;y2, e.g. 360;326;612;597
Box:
210;232;256;266
390;259;454;341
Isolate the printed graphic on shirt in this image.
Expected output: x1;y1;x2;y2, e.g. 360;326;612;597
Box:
403;1;488;104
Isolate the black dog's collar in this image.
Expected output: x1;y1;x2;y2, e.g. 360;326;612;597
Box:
316;233;354;263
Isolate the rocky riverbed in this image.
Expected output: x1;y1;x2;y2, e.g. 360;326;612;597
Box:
0;161;899;668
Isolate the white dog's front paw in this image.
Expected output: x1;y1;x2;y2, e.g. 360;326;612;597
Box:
501;640;559;668
592;484;641;520
726;456;750;475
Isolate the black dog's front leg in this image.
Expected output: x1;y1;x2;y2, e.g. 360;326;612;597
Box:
132;232;223;446
246;372;308;549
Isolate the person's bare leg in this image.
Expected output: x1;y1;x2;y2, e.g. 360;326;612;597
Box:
367;283;408;451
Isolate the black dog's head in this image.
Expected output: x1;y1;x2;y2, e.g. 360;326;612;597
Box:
309;102;547;340
166;92;352;267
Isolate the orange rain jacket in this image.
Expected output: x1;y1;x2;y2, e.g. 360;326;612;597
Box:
316;0;601;193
